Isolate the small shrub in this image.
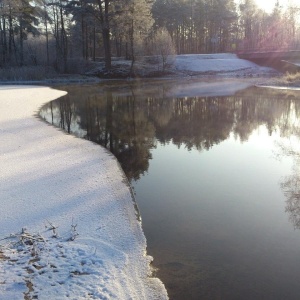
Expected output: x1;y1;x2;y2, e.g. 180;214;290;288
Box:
0;66;57;81
66;59;98;74
284;71;300;83
153;28;176;71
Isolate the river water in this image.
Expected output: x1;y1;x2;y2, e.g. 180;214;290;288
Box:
40;80;300;299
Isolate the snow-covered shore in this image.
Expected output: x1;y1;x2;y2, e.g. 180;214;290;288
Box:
0;86;168;299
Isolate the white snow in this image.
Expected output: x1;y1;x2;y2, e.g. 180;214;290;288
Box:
0;86;168;299
0;53;277;300
174;53;275;76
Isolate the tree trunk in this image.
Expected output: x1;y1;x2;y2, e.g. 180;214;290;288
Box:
60;3;68;72
0;17;7;65
98;0;111;70
8;14;13;63
45;11;49;65
130;19;135;75
93;25;96;61
19;17;24;66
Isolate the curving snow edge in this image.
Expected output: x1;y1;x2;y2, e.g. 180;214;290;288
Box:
0;86;168;300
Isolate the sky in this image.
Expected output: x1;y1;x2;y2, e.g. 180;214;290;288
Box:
235;0;290;14
254;0;298;13
255;0;277;13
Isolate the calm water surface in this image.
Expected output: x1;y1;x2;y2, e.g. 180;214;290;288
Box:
40;80;300;299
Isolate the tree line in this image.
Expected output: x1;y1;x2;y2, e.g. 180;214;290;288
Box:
0;0;300;72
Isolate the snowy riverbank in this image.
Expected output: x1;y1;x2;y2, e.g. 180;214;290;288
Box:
0;86;168;299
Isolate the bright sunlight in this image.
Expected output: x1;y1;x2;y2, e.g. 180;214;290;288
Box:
254;0;289;13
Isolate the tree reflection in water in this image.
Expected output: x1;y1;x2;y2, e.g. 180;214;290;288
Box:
278;142;300;229
40;85;300;229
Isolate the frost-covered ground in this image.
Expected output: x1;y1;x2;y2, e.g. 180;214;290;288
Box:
0;86;168;300
85;53;278;79
172;53;277;77
0;54;277;300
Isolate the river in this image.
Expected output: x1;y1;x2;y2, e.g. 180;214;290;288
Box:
40;79;300;299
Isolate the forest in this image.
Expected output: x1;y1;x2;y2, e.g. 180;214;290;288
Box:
0;0;299;73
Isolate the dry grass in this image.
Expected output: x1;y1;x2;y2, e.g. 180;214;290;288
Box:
273;71;300;87
284;72;300;82
259;71;300;88
0;250;7;261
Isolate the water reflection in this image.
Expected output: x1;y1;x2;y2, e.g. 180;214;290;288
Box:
277;137;300;229
41;86;300;181
282;174;300;229
40;84;300;299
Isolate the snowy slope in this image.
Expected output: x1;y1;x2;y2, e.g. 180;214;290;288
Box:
174;53;275;76
0;86;168;299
